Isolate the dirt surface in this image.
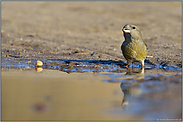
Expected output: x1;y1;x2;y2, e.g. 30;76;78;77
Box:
1;1;182;65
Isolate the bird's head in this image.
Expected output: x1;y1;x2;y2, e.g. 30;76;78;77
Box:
122;24;142;41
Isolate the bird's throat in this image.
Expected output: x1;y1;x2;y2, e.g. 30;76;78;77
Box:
124;33;132;42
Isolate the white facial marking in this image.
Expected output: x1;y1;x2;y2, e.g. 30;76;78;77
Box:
124;30;131;33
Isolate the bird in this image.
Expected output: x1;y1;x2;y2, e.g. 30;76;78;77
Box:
121;24;147;68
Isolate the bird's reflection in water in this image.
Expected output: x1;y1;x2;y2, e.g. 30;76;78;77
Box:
120;67;145;109
125;66;144;75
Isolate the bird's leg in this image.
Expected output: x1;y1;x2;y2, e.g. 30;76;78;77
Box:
141;60;144;69
122;61;129;68
132;62;134;69
127;61;130;68
127;61;133;70
141;66;144;74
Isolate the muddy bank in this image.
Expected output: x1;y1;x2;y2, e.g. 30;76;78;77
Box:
1;57;182;74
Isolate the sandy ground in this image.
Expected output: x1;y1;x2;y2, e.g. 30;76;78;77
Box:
1;1;182;64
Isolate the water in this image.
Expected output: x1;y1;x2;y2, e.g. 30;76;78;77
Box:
1;57;182;121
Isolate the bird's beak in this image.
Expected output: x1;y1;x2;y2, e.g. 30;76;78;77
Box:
123;28;131;33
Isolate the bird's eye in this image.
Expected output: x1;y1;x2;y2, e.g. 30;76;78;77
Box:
132;27;136;29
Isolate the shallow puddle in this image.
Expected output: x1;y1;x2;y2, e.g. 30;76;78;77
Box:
1;57;182;121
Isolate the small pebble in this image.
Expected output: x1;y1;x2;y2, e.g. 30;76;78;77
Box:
36;60;43;67
1;30;5;35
